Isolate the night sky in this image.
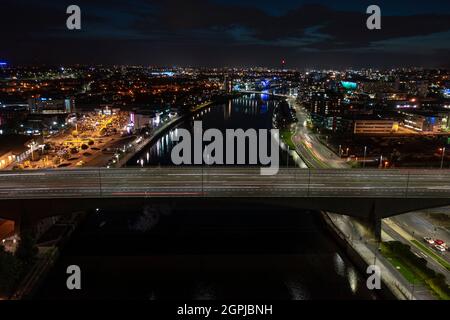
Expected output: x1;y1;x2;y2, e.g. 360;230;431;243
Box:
1;0;450;68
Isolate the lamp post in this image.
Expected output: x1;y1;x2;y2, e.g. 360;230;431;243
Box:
440;147;446;169
286;146;290;168
411;279;416;300
363;146;367;168
29;141;37;162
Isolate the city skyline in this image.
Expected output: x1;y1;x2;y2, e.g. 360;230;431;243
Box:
2;0;450;68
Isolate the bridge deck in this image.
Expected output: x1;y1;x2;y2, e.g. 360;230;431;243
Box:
0;168;449;200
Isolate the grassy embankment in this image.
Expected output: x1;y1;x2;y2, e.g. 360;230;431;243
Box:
381;241;450;300
280;128;296;150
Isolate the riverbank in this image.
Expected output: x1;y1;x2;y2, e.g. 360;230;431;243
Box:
319;212;405;300
114;101;215;168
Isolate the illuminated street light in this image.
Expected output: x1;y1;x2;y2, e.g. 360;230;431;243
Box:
363;146;367;168
439;147;446;169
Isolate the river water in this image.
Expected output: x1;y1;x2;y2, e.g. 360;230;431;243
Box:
36;94;377;300
127;94;305;168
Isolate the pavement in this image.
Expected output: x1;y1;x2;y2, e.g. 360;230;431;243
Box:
327;213;432;300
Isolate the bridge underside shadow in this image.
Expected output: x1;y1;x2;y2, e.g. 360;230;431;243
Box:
1;197;450;232
276;197;450;219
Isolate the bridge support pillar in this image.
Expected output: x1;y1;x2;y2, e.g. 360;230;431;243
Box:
367;215;382;244
14;210;37;237
355;202;381;244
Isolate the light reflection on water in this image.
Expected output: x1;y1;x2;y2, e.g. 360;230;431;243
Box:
130;95;305;168
333;252;361;296
348;267;359;294
334;253;346;278
36;203;378;300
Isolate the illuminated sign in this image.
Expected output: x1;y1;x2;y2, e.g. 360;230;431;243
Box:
341;81;358;90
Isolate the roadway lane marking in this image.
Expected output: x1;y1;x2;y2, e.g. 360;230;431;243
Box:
0;173;46;177
111;192;204;196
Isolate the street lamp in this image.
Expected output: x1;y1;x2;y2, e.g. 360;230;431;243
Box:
411;279;417;300
286;146;290;168
28;141;37;162
363;146;367;168
439;147;446;169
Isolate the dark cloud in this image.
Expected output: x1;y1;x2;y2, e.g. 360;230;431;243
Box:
135;1;450;50
1;0;449;67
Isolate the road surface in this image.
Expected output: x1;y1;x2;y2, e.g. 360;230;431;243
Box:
1;168;450;200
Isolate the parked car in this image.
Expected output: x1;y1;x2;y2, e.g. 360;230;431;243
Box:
424;237;434;245
434;245;446;253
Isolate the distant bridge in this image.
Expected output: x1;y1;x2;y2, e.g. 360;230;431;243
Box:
237;90;291;98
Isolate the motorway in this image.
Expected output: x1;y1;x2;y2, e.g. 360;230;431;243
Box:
383;218;450;283
1;168;450;200
288;98;346;169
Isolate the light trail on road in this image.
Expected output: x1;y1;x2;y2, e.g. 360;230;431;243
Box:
0;167;450;200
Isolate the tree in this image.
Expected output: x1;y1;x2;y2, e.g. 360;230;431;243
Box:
15;230;38;265
0;246;23;295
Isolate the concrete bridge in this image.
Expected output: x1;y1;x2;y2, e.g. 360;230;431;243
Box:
1;167;450;239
